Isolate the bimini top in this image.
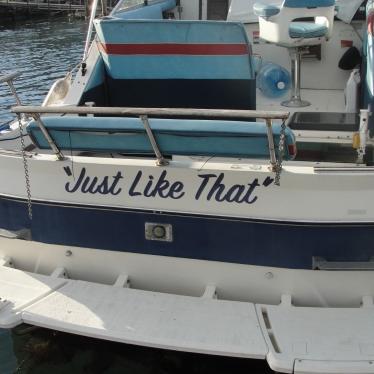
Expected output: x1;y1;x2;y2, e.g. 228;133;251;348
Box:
227;0;363;24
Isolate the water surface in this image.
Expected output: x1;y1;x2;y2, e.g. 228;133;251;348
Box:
0;17;85;123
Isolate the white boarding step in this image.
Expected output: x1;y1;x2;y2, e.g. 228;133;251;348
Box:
258;302;374;373
2;265;374;373
10;276;268;359
0;266;67;328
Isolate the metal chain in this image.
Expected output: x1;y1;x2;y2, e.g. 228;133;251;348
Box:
274;120;286;186
17;114;32;219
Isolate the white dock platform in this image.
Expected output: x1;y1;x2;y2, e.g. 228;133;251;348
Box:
1;264;374;373
258;297;374;373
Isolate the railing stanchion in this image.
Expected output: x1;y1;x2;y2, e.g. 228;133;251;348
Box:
265;118;277;170
140;115;168;166
31;113;64;161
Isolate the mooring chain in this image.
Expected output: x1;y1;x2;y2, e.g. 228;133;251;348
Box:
17;114;32;219
274;120;286;186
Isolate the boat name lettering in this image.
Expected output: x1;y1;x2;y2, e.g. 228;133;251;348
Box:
129;171;185;199
196;173;261;204
65;167;123;195
64;168;274;203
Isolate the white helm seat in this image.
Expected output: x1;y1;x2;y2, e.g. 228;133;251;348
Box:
254;0;335;107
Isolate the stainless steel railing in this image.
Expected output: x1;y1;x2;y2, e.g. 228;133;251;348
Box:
11;105;289;176
11;105;289;120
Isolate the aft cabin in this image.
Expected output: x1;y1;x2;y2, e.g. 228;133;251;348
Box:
38;0;374;165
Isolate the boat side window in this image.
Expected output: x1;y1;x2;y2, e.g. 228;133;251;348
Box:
117;0;150;12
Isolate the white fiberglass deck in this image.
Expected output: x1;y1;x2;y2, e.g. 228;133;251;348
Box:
1;264;374;373
259;297;374;373
257;89;345;114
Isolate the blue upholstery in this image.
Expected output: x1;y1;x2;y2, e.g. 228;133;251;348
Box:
94;20;254;80
253;3;280;17
90;19;257;110
289;22;328;38
27;117;296;160
284;0;335;7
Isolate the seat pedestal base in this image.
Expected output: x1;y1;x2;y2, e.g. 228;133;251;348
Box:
282;98;310;108
282;47;310;108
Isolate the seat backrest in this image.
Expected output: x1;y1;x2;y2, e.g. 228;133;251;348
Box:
93;19;256;110
283;0;335;8
255;0;335;46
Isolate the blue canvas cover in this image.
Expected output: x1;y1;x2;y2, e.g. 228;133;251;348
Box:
27;117;296;160
93;19;255;80
87;19;256;110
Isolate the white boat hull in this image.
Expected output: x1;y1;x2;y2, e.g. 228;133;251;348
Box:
2;236;374;308
0;250;374;374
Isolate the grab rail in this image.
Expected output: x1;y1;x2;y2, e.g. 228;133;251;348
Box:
82;0;99;64
0;72;21;85
1;72;22;106
11;105;289;120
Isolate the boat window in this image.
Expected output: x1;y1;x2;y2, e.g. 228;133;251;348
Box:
117;0;152;12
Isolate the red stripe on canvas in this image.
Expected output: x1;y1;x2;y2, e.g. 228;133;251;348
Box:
99;43;249;55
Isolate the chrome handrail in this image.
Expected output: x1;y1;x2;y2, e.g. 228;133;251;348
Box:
11;105;289;173
11;105;289;120
82;0;99;63
0;72;22;106
0;72;21;85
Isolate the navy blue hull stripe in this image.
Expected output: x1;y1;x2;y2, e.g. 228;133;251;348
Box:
1;195;374;270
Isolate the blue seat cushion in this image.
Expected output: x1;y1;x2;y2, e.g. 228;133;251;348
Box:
289;22;328;38
284;0;335;7
27;116;296;160
253;3;280;17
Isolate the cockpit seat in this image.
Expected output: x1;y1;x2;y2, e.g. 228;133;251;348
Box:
254;0;335;107
288;22;328;39
92;19;256;110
